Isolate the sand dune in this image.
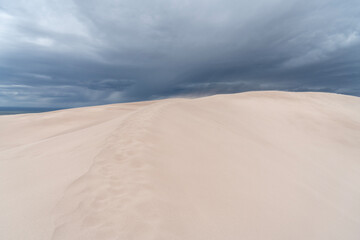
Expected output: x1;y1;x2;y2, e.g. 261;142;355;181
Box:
1;91;360;240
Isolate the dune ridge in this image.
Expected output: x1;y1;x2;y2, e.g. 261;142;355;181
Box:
1;91;360;240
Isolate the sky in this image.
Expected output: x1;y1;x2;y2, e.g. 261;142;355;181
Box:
0;0;359;108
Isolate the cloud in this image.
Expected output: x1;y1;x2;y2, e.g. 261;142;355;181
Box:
283;31;360;68
0;0;359;107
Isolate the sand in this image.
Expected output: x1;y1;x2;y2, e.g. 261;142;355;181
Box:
0;91;360;240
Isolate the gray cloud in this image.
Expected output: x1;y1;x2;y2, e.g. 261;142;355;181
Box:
0;0;359;107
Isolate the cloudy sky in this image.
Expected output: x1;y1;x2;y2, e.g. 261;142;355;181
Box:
0;0;359;107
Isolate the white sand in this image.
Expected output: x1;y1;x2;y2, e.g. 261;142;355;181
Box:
1;91;360;240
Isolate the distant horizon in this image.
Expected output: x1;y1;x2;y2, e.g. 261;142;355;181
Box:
1;89;359;114
0;106;62;115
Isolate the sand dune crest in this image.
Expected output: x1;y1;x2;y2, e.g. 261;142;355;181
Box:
1;91;360;240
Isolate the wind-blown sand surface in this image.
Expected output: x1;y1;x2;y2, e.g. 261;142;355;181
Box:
1;91;360;240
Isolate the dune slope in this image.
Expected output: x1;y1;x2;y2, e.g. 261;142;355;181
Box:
1;91;360;240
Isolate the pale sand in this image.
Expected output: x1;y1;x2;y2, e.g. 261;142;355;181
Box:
0;91;360;240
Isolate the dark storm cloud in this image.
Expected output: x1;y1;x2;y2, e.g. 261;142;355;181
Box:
0;0;359;107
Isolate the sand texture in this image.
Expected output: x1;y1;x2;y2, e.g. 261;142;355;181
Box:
1;91;360;240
